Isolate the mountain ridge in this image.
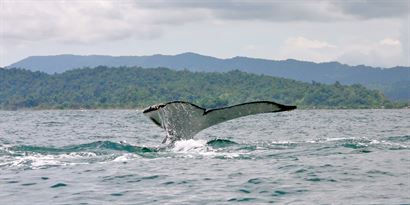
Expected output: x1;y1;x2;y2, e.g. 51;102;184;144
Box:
10;52;405;70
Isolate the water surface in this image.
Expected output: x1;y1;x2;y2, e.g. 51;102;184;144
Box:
0;109;409;204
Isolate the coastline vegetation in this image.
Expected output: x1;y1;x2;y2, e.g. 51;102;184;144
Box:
0;66;407;110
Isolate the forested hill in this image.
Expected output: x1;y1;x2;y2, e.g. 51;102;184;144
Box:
0;66;404;110
8;53;410;100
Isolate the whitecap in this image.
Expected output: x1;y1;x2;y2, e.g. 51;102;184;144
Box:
172;139;209;153
113;153;139;162
4;152;99;169
170;139;243;159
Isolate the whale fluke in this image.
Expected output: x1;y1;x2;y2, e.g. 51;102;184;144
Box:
143;101;296;143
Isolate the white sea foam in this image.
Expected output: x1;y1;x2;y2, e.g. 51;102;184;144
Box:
113;153;139;162
171;139;241;158
324;137;356;142
370;139;409;148
270;140;296;144
3;152;98;169
172;139;209;153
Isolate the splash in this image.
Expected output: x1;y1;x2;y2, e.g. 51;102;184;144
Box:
171;139;209;153
170;139;242;159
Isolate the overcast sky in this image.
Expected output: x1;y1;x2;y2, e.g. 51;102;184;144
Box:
1;0;409;67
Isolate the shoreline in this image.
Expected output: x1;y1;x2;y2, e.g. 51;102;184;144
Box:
1;107;408;111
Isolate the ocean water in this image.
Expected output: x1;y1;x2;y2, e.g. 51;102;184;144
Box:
0;109;409;204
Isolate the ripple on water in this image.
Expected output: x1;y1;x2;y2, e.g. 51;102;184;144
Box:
228;197;259;202
21;183;37;186
0;110;409;204
247;178;263;184
50;183;67;188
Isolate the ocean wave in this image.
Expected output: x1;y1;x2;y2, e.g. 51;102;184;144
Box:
265;136;409;150
1;135;408;170
4;141;158;155
206;139;238;148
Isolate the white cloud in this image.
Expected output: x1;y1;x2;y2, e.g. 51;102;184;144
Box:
337;38;403;67
399;15;410;66
380;38;401;46
0;0;208;45
2;0;409;45
242;44;257;51
275;36;338;62
285;37;337;49
277;36;406;67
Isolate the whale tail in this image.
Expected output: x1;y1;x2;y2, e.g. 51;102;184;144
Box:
143;101;296;143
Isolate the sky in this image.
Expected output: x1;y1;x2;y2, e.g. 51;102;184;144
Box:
1;0;409;68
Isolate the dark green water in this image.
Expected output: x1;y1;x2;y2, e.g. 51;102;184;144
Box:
0;110;409;204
